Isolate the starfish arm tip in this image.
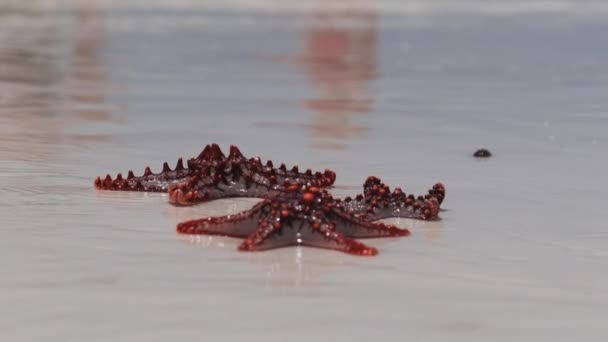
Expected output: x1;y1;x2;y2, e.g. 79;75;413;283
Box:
345;240;379;256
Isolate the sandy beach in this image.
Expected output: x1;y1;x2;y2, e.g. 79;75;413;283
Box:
1;1;607;341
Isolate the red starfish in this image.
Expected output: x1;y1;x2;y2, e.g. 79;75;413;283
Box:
175;179;444;256
94;144;336;201
177;183;406;256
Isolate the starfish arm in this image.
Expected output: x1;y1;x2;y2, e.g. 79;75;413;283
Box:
93;143;228;192
270;164;336;188
329;208;410;238
93;158;192;192
366;196;440;221
238;219;378;256
176;201;267;237
337;177;445;221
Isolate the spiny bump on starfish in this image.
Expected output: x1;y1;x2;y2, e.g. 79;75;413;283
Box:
428;182;446;205
196;143;225;161
228;145;246;160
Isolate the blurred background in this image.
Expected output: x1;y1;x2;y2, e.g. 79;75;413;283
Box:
1;1;607;341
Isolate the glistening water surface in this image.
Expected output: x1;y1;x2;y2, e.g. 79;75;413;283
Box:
1;1;607;341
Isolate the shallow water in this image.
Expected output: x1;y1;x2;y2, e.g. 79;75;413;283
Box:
1;1;607;341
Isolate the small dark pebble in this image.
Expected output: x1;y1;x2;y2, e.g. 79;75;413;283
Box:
473;149;492;158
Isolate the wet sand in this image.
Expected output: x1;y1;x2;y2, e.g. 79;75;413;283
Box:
1;1;607;341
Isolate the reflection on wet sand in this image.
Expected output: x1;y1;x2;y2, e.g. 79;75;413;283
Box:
66;2;113;125
0;5;62;161
297;8;377;149
0;2;112;163
179;234;351;289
